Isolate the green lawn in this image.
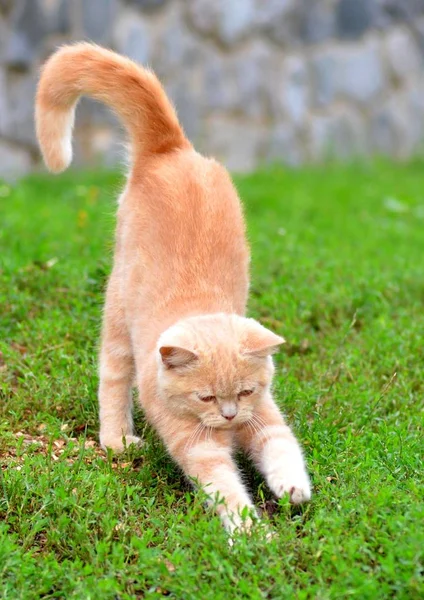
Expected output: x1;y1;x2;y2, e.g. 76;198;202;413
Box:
0;163;423;599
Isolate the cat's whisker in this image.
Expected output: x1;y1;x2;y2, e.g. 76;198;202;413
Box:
245;419;256;441
183;426;198;453
207;426;213;444
245;417;260;441
252;412;269;431
250;413;272;445
252;412;267;427
184;422;205;452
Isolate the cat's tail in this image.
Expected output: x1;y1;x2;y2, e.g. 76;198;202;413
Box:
35;42;189;173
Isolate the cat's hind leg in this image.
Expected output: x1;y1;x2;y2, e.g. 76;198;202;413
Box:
98;274;141;452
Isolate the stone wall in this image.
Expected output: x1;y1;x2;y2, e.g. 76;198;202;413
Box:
2;0;424;178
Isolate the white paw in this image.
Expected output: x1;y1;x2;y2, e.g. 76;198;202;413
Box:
220;505;259;539
100;434;143;453
267;467;311;504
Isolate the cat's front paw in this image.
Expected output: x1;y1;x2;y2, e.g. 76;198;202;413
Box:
267;467;311;504
100;434;143;453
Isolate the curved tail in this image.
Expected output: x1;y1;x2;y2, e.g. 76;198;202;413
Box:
35;43;189;173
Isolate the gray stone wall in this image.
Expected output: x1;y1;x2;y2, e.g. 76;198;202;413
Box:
2;0;424;178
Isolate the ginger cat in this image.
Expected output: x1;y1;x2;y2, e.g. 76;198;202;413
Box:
35;43;311;534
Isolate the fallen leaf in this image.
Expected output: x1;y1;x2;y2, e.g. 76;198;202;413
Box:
164;560;176;573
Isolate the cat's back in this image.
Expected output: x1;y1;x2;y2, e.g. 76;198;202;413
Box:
117;148;249;318
126;148;243;226
120;148;248;266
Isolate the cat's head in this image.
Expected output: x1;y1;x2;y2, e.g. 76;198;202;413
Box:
156;313;284;429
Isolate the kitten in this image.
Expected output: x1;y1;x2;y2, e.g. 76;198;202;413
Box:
35;43;311;534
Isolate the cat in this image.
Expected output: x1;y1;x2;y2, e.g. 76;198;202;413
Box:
35;43;311;535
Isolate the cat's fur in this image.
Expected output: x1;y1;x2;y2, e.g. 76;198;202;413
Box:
35;43;311;533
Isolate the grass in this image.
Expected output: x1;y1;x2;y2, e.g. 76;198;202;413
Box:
0;162;423;599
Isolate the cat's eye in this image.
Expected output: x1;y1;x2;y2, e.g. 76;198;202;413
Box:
238;389;254;398
199;395;216;402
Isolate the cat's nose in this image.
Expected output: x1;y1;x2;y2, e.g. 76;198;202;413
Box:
221;402;237;421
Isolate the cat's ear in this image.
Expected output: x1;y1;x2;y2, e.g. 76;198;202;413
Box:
159;346;198;369
243;320;285;359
